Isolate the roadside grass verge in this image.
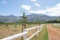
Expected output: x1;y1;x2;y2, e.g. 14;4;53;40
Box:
31;26;48;40
52;23;60;29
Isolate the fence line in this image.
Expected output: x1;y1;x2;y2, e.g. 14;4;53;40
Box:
26;27;42;40
25;24;44;40
1;24;45;40
1;32;27;40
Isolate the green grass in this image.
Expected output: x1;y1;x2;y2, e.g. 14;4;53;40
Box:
52;24;60;29
31;26;48;40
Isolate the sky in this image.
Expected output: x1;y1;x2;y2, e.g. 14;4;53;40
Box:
0;0;60;16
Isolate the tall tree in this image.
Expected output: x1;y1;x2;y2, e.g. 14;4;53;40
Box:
22;12;27;29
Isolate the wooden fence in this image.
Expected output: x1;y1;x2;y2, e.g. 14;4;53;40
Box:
1;24;44;40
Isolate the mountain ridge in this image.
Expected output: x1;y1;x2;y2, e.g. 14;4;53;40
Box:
0;14;60;22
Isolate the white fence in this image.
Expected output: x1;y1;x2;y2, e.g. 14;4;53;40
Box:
1;24;45;40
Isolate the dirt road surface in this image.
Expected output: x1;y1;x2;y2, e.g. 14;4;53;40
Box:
47;24;60;40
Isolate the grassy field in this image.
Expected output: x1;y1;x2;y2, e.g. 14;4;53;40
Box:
0;25;22;39
0;24;48;40
52;23;60;29
0;24;38;39
31;25;48;40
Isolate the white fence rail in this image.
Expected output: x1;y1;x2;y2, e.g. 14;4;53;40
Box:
1;24;45;40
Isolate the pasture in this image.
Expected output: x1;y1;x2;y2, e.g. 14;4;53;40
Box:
0;23;60;40
0;24;41;40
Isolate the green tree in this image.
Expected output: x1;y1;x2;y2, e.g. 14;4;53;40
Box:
22;12;27;29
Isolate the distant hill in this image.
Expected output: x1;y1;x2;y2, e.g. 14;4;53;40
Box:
27;14;60;22
0;14;60;22
0;15;20;22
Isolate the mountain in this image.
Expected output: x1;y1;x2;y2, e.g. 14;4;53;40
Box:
26;14;59;22
0;15;20;22
0;14;60;22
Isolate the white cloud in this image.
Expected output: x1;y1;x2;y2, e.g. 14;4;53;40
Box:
21;5;31;10
28;3;60;16
28;10;46;14
30;0;37;2
0;0;7;5
46;3;60;16
34;3;40;7
2;0;7;4
30;0;40;7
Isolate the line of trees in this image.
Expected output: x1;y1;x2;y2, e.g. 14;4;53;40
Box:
45;20;60;23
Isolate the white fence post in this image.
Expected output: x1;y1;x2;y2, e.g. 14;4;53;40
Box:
36;26;39;37
23;29;27;40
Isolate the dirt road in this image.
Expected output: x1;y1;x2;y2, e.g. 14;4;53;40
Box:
47;24;60;40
